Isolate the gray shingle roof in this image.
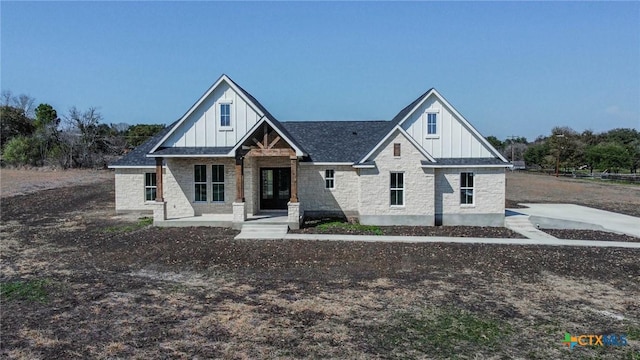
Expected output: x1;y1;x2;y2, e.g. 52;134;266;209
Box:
151;147;233;156
109;121;177;167
281;121;390;162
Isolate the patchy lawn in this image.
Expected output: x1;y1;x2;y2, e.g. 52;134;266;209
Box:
1;179;639;358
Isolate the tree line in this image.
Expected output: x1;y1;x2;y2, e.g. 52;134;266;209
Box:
487;126;640;174
0;91;165;168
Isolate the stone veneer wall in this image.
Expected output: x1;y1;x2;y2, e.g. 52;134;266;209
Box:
358;130;436;225
434;168;505;226
114;168;156;213
298;165;359;216
164;158;236;218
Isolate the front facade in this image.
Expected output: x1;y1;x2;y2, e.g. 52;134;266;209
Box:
109;75;510;229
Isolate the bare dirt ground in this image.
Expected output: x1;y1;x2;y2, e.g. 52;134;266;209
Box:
506;171;640;217
1;168;113;198
1;173;639;358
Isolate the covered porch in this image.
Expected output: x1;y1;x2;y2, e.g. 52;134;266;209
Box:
149;121;303;229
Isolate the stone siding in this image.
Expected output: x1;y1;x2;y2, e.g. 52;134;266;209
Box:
298;165;359;215
435;168;505;225
114;168;156;213
358;130;435;225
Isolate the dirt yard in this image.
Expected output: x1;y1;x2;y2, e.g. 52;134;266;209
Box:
1;168;113;198
506;171;640;217
1;170;639;358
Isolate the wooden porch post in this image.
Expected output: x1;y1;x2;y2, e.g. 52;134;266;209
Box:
155;157;164;202
290;155;298;203
235;154;244;202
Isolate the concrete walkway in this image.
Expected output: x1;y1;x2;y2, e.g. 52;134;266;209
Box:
282;233;640;248
509;204;640;238
504;213;558;240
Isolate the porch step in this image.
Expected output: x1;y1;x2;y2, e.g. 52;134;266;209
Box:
235;222;289;240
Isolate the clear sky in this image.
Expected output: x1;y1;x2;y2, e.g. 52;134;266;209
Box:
2;1;639;141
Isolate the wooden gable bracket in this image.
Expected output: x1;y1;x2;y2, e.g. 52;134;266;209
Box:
252;137;265;149
268;135;281;149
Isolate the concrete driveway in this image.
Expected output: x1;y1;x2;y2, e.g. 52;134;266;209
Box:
507;204;640;238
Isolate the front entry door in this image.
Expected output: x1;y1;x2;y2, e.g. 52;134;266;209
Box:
260;168;290;210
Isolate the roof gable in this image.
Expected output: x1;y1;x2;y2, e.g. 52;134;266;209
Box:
150;74;270;153
358;88;507;163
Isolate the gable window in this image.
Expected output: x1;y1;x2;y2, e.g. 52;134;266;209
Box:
145;173;157;201
220;103;231;128
194;165;207;202
460;172;474;205
212;165;225;202
325;169;335;189
427;113;437;135
390;172;404;206
393;143;401;157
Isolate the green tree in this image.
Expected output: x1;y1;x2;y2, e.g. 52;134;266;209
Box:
524;142;549;168
586;143;631;173
0;105;35;148
125;124;165;147
485;136;504;151
2;136;40;166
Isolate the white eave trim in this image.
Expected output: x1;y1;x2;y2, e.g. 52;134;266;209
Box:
420;164;513;169
353;164;376;169
299;162;353;166
149;74;266;154
108;165;165;169
145;154;233;158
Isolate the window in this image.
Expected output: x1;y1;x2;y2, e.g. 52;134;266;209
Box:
325;169;335;189
194;165;207;202
427;113;437;135
145;173;157;201
393;143;401;157
220;103;231;128
390;172;404;206
460;172;474;205
212;165;225;202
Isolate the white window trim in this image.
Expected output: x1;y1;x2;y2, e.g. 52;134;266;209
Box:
425;109;440;139
211;164;225;203
219;100;233;131
194;165;208;203
144;172;157;202
390;171;405;208
460;172;475;207
325;169;335;189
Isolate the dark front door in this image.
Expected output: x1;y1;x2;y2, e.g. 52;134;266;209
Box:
260;168;290;210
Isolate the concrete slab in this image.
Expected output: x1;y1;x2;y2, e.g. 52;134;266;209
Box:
509;204;640;238
504;213;558;240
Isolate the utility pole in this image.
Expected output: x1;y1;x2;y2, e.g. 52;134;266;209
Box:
506;135;519;163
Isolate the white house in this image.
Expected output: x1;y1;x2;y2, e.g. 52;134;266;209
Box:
109;75;510;229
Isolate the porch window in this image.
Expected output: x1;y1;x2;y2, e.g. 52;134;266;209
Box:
390;172;404;206
460;172;474;205
144;173;156;201
212;165;225;202
325;169;335;189
194;165;207;202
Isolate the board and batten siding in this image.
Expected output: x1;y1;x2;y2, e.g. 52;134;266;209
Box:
161;81;261;148
401;94;493;158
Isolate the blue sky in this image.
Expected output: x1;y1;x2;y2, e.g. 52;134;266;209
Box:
2;1;638;141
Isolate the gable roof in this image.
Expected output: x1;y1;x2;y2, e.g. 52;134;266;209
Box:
282;121;389;162
362;88;507;163
108;121;176;168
